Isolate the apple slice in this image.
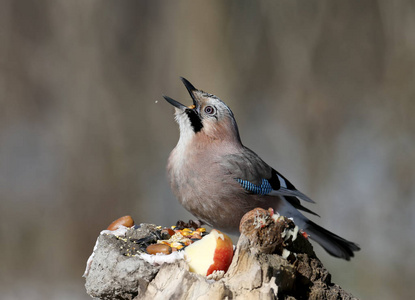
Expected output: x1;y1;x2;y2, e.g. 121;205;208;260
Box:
184;229;234;276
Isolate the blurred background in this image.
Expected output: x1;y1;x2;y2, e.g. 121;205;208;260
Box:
1;0;414;299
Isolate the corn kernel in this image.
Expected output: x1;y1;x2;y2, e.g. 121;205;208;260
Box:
157;240;170;245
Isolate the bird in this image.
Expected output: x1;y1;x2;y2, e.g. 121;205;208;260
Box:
163;77;360;260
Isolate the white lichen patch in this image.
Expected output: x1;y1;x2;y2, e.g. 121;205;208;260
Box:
139;251;185;265
271;212;280;222
101;226;129;237
282;249;291;259
252;210;269;228
281;225;299;242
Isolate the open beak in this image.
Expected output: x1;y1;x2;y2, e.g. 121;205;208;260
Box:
163;77;199;111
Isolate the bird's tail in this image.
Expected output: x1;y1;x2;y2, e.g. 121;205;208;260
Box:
305;220;360;260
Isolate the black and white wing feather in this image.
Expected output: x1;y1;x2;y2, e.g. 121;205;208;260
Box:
221;147;316;204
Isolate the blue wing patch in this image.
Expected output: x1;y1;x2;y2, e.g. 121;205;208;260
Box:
236;178;273;195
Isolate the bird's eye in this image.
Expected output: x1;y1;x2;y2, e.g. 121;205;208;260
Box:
204;106;215;115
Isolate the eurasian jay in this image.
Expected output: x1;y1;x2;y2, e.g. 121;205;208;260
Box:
164;77;360;260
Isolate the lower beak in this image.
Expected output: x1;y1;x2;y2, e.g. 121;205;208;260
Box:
163;95;188;111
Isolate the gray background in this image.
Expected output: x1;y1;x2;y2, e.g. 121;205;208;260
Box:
1;1;414;299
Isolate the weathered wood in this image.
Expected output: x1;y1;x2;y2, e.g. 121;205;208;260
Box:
84;209;358;300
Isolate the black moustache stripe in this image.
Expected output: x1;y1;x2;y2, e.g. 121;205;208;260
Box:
186;110;203;133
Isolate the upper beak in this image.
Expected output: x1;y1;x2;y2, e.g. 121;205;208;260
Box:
180;77;198;106
163;77;199;111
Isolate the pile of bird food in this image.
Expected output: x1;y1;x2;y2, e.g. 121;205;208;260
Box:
102;216;209;256
84;216;235;281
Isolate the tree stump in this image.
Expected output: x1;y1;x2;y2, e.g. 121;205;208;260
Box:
84;208;358;300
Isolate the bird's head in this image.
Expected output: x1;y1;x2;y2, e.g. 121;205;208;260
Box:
164;77;241;145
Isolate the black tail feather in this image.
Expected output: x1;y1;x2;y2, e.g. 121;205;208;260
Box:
306;220;360;260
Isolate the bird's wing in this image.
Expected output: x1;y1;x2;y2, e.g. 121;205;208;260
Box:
284;196;320;216
221;147;316;204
